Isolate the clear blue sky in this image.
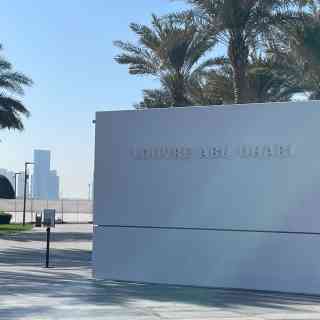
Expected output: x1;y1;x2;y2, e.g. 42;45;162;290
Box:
0;0;220;198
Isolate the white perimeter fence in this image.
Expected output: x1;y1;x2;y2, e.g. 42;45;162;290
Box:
0;199;93;224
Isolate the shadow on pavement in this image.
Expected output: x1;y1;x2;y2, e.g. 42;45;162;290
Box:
0;226;319;319
0;269;319;318
0;230;93;242
0;247;91;268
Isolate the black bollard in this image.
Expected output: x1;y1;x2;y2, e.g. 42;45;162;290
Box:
46;227;51;268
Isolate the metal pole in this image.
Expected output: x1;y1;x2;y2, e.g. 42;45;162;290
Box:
45;227;51;268
22;163;28;226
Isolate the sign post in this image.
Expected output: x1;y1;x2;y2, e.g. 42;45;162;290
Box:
43;209;55;268
45;227;51;268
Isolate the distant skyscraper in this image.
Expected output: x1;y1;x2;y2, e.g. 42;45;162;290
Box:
33;150;50;199
33;150;60;200
48;170;59;200
17;173;30;198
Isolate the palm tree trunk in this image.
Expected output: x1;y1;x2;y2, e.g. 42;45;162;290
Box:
232;62;247;104
172;73;189;107
228;33;249;104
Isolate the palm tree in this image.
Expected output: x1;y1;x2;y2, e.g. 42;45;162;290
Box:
266;3;320;99
114;14;217;107
0;45;33;130
195;54;301;104
194;57;234;104
180;0;309;104
136;53;299;108
135;89;173;109
136;78;225;108
281;8;320;99
247;55;304;102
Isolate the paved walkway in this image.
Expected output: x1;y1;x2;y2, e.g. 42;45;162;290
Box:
0;225;320;319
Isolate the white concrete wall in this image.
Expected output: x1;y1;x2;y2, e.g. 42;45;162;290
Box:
94;227;320;294
93;101;320;294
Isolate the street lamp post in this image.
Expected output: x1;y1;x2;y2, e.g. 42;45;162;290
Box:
23;162;34;225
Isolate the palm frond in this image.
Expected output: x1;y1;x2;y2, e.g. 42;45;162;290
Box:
0;95;30;130
115;13;218;106
0;45;32;131
135;89;173;109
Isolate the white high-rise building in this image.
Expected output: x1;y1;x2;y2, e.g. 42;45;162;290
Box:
17;172;30;199
33;150;50;199
33;150;60;200
48;170;59;200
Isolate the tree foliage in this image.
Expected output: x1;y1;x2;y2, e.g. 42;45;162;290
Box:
0;45;33;130
114;14;217;107
115;1;320;108
270;5;320;99
181;0;311;103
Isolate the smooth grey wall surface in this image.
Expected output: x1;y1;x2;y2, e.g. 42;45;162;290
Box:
94;226;320;295
93;101;320;294
94;101;320;233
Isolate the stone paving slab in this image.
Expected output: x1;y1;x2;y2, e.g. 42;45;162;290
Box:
0;224;319;319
